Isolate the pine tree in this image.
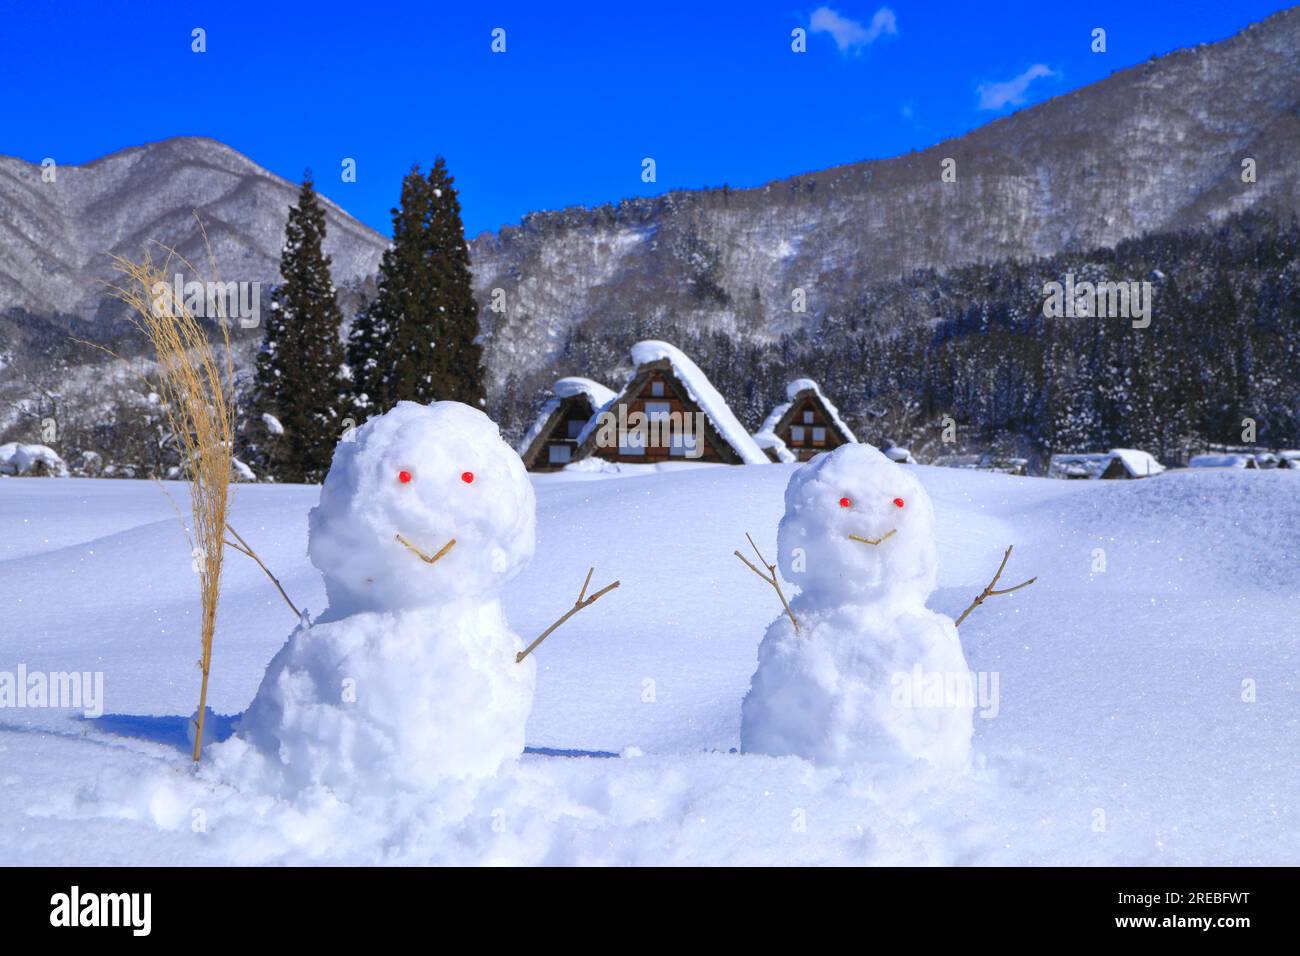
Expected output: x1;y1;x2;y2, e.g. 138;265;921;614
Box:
253;174;346;483
345;158;484;416
425;157;485;406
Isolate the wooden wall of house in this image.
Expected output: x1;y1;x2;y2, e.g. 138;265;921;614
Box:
590;367;730;464
776;392;849;462
528;394;595;471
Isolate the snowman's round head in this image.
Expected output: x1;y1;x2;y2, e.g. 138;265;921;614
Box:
777;443;937;606
309;401;536;615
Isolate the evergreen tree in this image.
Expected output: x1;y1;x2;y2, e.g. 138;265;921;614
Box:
253;174;346;483
425;157;485;405
346;158;484;416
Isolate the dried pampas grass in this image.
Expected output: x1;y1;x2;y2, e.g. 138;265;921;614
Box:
110;247;236;763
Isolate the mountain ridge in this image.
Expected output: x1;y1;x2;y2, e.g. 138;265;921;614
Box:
1;8;1298;444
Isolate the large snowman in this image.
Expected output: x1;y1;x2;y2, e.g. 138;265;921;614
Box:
216;401;537;796
740;443;974;770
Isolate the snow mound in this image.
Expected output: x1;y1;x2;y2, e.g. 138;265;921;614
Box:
218;602;535;796
1189;453;1254;469
0;442;68;477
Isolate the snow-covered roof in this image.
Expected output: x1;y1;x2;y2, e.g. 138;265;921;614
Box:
1189;454;1254;469
0;443;68;477
1048;453;1111;479
752;429;795;463
517;377;616;457
757;378;858;445
884;446;916;464
1107;448;1165;478
581;341;768;464
1049;449;1164;479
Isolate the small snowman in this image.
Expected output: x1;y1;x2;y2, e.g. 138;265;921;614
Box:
740;443;1025;771
216;401;538;796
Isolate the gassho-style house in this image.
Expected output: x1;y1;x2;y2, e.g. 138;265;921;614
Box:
573;340;769;465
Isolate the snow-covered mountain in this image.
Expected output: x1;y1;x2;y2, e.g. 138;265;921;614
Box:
472;7;1300;390
0;136;387;345
1;8;1298;420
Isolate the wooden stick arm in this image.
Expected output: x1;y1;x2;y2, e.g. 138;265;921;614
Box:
954;544;1037;627
735;532;801;635
516;569;620;663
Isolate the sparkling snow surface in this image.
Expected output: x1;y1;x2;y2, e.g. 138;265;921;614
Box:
0;464;1297;865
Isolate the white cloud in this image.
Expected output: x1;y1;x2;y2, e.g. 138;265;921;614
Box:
976;63;1057;110
809;6;898;53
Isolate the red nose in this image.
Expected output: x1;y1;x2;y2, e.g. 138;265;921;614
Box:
893;497;905;508
398;470;412;484
839;496;851;508
461;471;474;484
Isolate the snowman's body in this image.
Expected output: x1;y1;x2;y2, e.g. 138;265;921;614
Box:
219;401;537;795
740;443;974;770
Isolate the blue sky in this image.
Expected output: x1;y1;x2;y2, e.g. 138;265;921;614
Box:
2;1;1292;238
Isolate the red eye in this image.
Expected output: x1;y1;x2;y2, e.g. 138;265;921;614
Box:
461;471;474;484
398;470;412;484
893;497;905;508
839;496;852;508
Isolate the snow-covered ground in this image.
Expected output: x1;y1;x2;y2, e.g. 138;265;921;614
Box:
1;464;1297;865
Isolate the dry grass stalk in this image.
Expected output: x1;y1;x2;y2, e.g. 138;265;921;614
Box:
954;544;1038;627
110;250;236;763
734;532;800;635
516;567;620;663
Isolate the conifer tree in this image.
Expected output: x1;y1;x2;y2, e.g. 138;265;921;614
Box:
346;158;484;416
253;174;346;482
425;157;485;406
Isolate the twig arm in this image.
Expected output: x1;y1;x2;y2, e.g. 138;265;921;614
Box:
734;550;770;582
516;569;620;663
225;522;301;618
954;545;1036;627
735;532;800;635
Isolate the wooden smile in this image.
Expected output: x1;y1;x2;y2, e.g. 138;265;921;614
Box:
847;528;897;546
394;533;457;565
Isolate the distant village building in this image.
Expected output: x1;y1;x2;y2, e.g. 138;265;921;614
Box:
574;341;768;465
1279;451;1300;470
1188;453;1258;470
0;442;68;477
753;379;857;463
517;377;616;472
934;453;1027;476
1049;448;1164;480
884;446;917;464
